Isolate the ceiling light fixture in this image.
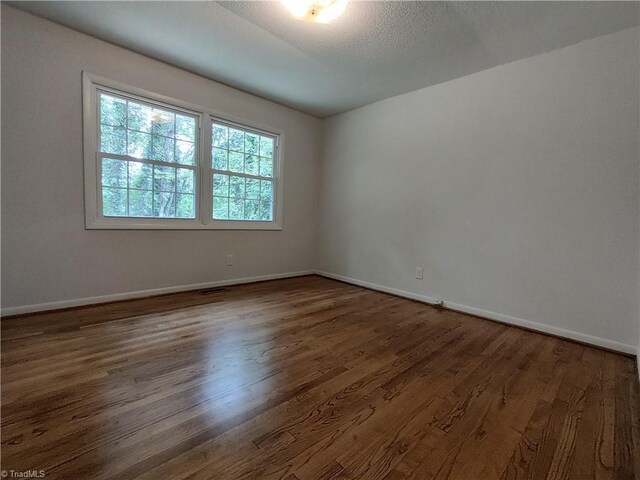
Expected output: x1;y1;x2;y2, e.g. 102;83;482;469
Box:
281;0;347;23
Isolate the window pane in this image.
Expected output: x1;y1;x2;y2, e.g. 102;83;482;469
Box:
229;176;245;199
129;190;152;217
260;136;274;158
176;194;195;218
102;158;128;187
151;135;174;162
176;115;195;142
245;200;259;220
245;132;259;155
228;128;244;152
129;162;152;190
213;173;229;197
244;154;259;175
151;109;175;137
212;124;228;149
229;152;243;173
153;191;176;217
260;157;273;177
212;148;227;170
154;165;176;192
100;160;196;220
177;168;194;193
103;187;127;216
100;125;126;155
176;140;195;165
128;102;152;133
95;89;202;222
259;200;273;221
100;94;126;127
128;131;152;159
229;197;244;220
208;119;278;223
260;180;273;201
245;178;260;199
213;196;229;219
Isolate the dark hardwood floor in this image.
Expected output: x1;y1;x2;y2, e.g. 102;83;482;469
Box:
1;275;639;479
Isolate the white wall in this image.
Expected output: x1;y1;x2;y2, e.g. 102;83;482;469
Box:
1;6;322;311
318;27;640;353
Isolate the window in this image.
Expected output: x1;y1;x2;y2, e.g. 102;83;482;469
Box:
211;121;276;221
83;73;283;230
99;92;198;219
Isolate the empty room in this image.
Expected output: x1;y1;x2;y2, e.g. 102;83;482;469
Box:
1;1;639;479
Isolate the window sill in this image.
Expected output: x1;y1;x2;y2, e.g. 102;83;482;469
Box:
85;218;283;231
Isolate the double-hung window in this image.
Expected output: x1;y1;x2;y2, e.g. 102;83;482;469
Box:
98;91;198;220
211;121;276;222
83;73;283;230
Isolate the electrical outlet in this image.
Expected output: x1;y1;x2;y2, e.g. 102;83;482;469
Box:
415;267;423;280
226;254;233;266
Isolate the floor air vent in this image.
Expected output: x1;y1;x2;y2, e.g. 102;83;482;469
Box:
198;287;229;295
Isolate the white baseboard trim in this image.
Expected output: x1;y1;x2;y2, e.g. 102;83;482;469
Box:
4;269;638;359
315;270;638;356
1;270;314;317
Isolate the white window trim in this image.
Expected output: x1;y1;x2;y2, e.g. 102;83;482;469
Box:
82;72;284;230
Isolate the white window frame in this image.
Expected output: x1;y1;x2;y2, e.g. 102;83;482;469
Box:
83;72;284;230
209;117;281;227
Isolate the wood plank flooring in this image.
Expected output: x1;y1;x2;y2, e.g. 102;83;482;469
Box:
1;275;639;479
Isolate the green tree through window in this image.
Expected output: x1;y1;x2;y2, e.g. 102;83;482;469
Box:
99;91;197;219
211;122;275;221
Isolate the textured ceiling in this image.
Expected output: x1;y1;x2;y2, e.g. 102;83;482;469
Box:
8;1;640;118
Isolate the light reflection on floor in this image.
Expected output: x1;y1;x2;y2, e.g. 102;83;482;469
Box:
200;327;273;420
